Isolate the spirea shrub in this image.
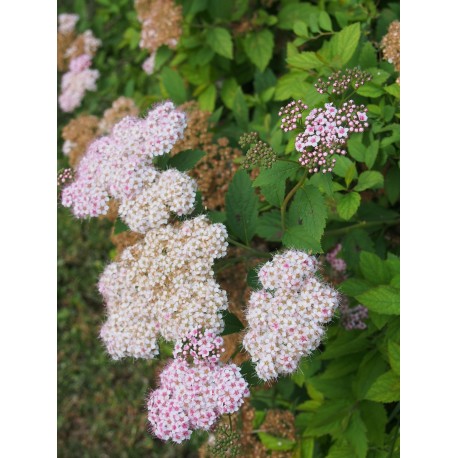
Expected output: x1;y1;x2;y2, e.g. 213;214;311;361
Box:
58;2;400;456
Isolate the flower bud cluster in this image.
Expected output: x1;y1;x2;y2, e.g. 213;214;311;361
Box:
61;102;191;220
296;101;369;174
57;168;74;187
243;250;339;381
239;133;277;169
147;329;249;443
98;216;229;359
315;68;372;95
278;100;308;132
59;54;99;113
325;243;347;273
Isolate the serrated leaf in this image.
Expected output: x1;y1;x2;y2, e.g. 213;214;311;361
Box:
161;67;187;104
243;29;274;72
168;149;205;171
339;278;372;297
357;286;400;315
287;185;327;243
283;227;322;253
354;171;384;192
359;251;392;285
221;311;244;335
359;401;388;447
344;411;368;458
287;52;324;70
318;11;333;31
225;170;259;243
206;27;233;59
326;23;361;66
365;370;400;403
258;432;296;451
388;340;400;376
358;41;377;68
326;442;355;458
337;192;361;220
257;210;283;241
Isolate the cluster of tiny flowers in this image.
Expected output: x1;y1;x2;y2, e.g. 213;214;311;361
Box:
315;68;372;95
61;102;188;219
325;243;347;273
381;20;400;81
278;100;308;132
296;101;369;174
173;328;225;364
147;329;249;443
243;250;339;381
57;168;74;187
119;168;197;233
340;297;368;331
98;216;229;359
65;30;101;60
239;132;277;169
58;54;99;112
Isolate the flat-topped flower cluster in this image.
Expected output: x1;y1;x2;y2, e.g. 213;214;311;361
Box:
243;250;340;381
147;329;249;443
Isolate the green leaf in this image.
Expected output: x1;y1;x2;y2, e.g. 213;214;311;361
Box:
233;87;249;129
197;84;216;112
318;11;333;31
388;340;400;376
365;370;400;403
283;227;322;253
385;83;400;99
293;21;309;38
321;333;370;360
225;170;259;243
221;311;244;335
206;27;233;59
354;171;384;192
358;41;377;68
114;218;129;235
357;286;400;315
221;78;238;109
344;411;368;458
356;83;384;98
385;164;400;204
257;210;283;241
305;400;352;437
299;437;315;458
258;432;296;451
354;350;389;400
364;141;379;169
333;156;356;179
326;23;361;66
168;149;205;171
247;267;261;289
359;401;388;447
359;251;392;285
287;52;324;70
347;134;366;162
326;442;355;458
337;192;361;220
287;185;327;242
243;29;274;72
339;278;372;297
161;67;187;104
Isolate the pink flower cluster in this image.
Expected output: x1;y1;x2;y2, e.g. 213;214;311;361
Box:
243;250;340;381
296;101;369;174
61;102;191;220
315;68;372;95
58;54;99;112
98;216;229;359
326;243;347;274
58;13;79;34
340;298;368;331
147;329;249;443
57;168;74;187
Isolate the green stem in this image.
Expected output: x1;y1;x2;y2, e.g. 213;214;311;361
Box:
227;238;271;258
281;169;308;231
325;219;400;237
228;414;233;432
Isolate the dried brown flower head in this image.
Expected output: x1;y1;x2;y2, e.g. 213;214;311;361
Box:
110;230;144;261
62;115;100;168
381;21;400;73
135;0;183;53
57;30;77;72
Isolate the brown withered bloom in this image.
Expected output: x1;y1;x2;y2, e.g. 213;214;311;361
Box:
62;115;100;168
65;30;101;61
57;30;76;72
99;97;140;134
381;20;400;78
110;230;144;261
135;0;183;53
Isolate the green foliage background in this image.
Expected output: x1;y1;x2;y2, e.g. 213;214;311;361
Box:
58;0;400;456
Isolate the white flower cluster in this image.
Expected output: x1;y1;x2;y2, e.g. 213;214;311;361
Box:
61;102;195;226
243;250;340;381
98;216;229;359
58;13;79;34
